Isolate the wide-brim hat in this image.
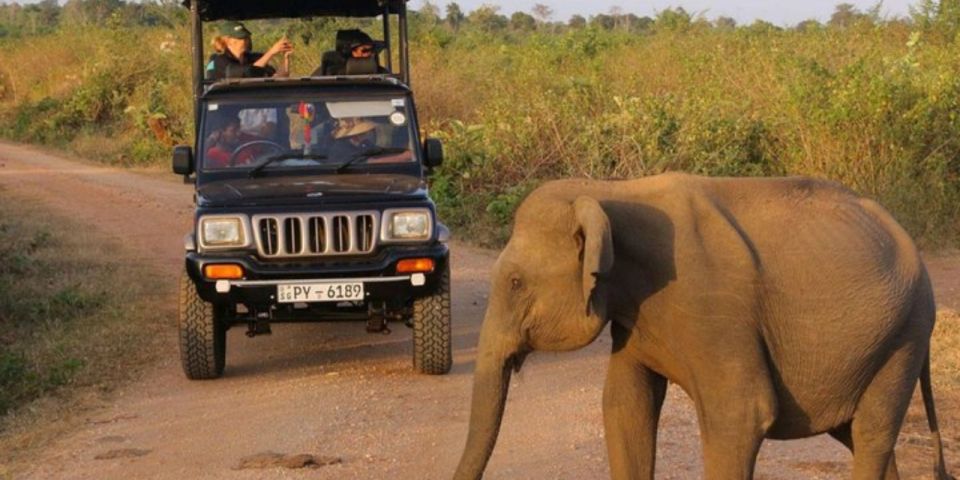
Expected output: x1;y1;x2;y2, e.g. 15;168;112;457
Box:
332;118;377;140
219;21;251;39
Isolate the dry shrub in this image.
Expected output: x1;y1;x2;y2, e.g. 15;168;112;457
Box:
69;132;127;163
0;23;957;246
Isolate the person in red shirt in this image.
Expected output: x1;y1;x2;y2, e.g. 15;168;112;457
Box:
204;117;261;168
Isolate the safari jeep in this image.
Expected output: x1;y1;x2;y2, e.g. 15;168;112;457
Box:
172;0;451;379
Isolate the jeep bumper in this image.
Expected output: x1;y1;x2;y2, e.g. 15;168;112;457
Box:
185;243;449;307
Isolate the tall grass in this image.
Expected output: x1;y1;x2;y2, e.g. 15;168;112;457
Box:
0;21;957;246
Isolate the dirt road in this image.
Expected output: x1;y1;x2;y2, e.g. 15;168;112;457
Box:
0;141;956;479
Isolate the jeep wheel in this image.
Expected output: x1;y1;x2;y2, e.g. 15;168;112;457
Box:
178;271;226;380
412;263;453;375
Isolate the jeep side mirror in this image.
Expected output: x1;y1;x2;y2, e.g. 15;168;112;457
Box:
172;145;194;175
423;138;443;168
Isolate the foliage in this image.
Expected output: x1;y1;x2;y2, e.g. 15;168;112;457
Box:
0;2;958;246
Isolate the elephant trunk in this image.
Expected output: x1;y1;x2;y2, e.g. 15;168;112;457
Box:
454;322;519;480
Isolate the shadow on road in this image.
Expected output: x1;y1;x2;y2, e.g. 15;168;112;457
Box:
220;324;482;379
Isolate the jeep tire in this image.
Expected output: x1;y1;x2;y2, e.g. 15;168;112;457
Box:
178;271;226;380
412;263;452;375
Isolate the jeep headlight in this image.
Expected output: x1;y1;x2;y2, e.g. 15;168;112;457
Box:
383;209;432;242
200;216;246;248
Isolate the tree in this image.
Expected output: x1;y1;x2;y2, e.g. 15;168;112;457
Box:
714;16;737;30
795;19;823;31
608;6;624;29
468;4;507;32
655;7;692;31
445;2;465;31
631;15;655;33
35;0;59;29
532;4;553;23
62;0;123;25
911;0;960;39
828;3;868;28
419;1;441;25
568;14;587;29
510;11;536;31
590;13;615;30
746;19;781;33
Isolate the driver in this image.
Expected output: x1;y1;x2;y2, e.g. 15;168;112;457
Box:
205;116;261;168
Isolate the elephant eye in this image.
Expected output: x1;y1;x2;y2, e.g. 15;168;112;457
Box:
510;276;522;291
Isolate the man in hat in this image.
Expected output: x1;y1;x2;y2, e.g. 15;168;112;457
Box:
329;118;379;158
206;21;294;81
328;117;413;165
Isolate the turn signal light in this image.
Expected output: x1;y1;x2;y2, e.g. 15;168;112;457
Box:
397;258;435;274
204;264;244;280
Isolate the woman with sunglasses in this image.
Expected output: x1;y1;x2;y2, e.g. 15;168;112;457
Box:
314;29;388;76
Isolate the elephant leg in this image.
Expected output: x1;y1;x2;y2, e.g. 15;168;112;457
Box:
603;324;667;480
694;343;778;480
829;423;899;480
846;344;924;480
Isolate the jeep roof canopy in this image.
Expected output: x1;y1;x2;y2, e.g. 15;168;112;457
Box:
183;0;411;135
185;0;407;20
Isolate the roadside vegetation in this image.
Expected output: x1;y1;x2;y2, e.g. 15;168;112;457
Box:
0;1;958;247
0;189;167;460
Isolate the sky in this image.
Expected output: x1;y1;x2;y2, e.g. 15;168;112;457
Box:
408;0;917;26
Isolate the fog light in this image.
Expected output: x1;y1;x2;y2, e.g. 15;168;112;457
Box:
397;258;435;274
204;264;244;280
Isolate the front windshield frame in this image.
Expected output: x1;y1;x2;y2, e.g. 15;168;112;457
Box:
197;92;422;178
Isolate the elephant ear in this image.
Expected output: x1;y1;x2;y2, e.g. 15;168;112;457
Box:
573;196;614;316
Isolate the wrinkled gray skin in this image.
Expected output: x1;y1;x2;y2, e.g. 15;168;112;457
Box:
454;173;952;480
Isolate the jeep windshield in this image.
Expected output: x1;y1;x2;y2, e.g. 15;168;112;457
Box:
200;96;417;174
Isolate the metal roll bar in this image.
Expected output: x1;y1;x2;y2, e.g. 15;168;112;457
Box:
187;0;412;134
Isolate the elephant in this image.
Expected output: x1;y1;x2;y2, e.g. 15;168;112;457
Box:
454;173;952;480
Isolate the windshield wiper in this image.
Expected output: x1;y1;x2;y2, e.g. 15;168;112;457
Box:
248;153;328;178
335;147;408;173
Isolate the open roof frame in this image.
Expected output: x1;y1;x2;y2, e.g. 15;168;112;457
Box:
184;0;411;137
185;0;408;21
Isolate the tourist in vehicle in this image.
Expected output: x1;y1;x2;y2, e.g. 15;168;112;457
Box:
206;21;294;81
329;117;412;164
314;29;387;76
329;118;379;156
204;115;266;168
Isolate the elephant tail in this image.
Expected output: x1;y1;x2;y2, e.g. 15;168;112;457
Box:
920;351;953;480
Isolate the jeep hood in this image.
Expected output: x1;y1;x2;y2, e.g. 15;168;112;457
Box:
197;174;427;207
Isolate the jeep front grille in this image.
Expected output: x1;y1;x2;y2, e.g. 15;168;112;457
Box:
253;212;379;258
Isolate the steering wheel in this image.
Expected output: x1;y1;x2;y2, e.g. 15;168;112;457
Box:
228;140;285;167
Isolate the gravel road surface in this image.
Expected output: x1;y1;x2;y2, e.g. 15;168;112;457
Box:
0;141;956;479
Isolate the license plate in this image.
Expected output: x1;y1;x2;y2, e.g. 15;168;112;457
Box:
277;282;365;303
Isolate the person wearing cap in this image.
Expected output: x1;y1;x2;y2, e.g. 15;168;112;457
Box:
206;21;293;81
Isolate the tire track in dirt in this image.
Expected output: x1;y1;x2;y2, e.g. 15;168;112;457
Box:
0;141;954;479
